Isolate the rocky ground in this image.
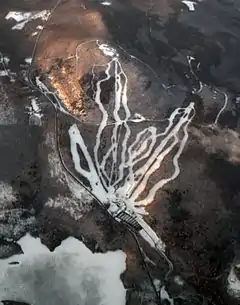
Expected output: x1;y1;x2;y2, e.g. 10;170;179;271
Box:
0;0;240;305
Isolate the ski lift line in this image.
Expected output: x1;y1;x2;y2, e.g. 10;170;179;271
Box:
110;123;124;185
111;61;131;186
93;60;113;190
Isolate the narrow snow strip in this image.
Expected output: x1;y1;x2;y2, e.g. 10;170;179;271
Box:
182;1;196;11
160;285;174;305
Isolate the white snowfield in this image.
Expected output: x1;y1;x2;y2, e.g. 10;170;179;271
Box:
0;234;126;305
227;265;240;300
5;11;50;30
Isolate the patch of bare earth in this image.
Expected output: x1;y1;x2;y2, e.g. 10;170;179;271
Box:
48;58;85;116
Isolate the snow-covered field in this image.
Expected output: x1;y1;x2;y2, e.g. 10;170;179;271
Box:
0;234;126;305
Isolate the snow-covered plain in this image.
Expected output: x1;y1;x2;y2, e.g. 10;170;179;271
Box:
0;234;126;305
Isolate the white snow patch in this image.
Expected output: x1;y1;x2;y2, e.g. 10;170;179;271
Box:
48;150;64;179
5;11;32;23
24;57;32;64
153;279;161;292
68;124;108;204
27;98;42;119
174;275;185;286
5;10;50;30
1;56;10;65
0;70;8;76
18;233;50;255
182;1;196;11
26;98;43;126
36;76;50;92
160;285;174;305
131;112;146;122
48;152;66;183
227;266;240;299
0;234;126;305
45;194;92;220
138;219;166;252
139;229;156;248
66;176;94;204
101;1;112;5
0;69;16;82
0;182;17;208
98;43;118;57
32;25;43;36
